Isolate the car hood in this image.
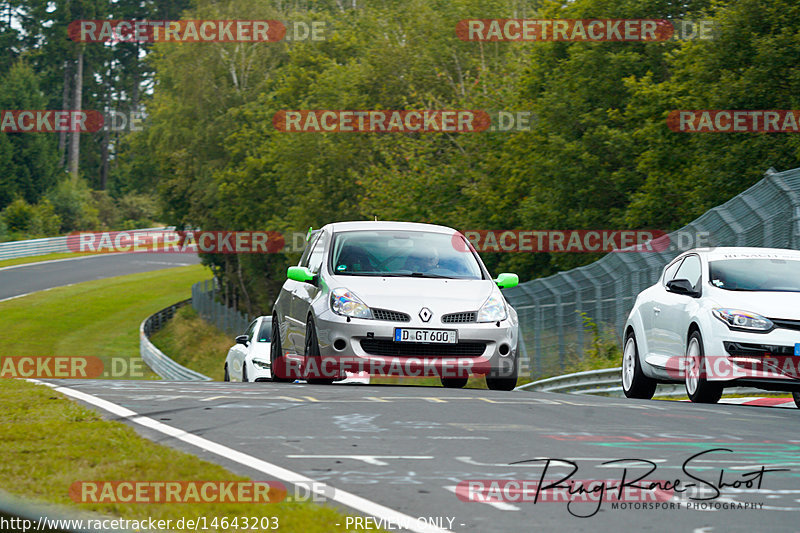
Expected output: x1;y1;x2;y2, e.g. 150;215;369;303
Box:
706;288;800;319
328;276;496;315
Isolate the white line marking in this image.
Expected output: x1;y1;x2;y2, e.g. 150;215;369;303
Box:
0;283;76;303
286;455;435;466
30;380;450;533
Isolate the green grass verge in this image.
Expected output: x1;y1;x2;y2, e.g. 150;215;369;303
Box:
0;379;358;532
0;266;368;531
0;251;101;268
0;265;207;365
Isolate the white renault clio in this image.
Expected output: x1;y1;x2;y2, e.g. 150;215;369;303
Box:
270;221;520;390
623;247;800;404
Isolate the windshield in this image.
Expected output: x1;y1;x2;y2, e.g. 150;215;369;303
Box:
330;230;483;279
709;258;800;292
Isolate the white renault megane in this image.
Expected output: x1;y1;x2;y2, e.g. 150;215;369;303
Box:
270;221;520;390
623;247;800;404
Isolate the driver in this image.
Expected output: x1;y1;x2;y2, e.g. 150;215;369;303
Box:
406;244;439;273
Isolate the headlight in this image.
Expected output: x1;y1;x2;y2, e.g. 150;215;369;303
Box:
331;288;373;319
477;292;507;322
712;308;773;331
252;359;270;370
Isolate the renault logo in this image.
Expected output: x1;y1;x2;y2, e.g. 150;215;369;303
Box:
419;307;432;322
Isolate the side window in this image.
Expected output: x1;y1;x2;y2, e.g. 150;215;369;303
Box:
244;320;257;341
299;234;322;267
673;255;702;289
662;258;684;286
308;235;326;274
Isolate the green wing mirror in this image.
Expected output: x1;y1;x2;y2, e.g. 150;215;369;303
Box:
287;266;315;283
495;273;519;288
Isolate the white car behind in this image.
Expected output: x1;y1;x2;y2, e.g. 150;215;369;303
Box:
224;316;272;382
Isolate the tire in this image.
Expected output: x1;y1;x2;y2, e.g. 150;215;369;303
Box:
270;316;292;383
305;316;334;385
224;364;230;382
793;392;800;409
441;377;468;389
685;330;722;404
621;331;657;399
242;364;248;382
486;353;518;391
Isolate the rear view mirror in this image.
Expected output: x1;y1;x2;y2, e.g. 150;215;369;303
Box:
667;278;699;297
235;335;249;345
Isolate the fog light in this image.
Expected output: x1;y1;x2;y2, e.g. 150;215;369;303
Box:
499;344;510;356
333;339;347;351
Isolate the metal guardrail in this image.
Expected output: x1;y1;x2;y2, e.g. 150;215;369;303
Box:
192;279;251;337
140;299;211;381
0;227;169;261
515;367;766;398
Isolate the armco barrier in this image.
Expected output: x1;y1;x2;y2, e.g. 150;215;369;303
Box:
191;279;251;337
515;367;764;398
0;227;167;261
140;299;211;381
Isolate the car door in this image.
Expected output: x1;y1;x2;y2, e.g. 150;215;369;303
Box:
285;232;323;353
292;232;326;354
658;254;702;359
641;258;683;361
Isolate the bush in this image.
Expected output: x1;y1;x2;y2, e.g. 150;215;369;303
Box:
45;179;99;232
116;193;159;228
1;199;36;233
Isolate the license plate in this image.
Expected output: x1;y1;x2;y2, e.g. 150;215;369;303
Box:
394;328;457;344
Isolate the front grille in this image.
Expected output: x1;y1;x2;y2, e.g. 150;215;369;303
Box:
442;311;477;323
360;339;486;358
723;342;794;357
372;308;411;322
770;318;800;332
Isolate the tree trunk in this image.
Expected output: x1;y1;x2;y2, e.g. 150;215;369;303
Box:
68;48;84;181
58;60;72;169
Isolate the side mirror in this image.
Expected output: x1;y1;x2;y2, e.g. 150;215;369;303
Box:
287;266;315;283
667;278;699;297
495;273;519;289
235;335;249;345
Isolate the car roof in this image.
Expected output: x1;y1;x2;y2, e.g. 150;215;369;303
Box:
322;220;458;234
680;246;800;261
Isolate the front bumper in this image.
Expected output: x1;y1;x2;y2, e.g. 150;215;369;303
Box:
689;321;800;387
307;308;518;379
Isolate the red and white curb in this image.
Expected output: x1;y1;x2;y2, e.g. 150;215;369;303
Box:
679;397;797;408
718;397;796;408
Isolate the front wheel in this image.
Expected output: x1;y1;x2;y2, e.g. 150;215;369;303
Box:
270;316;292;382
242;364;248;382
305;317;334;385
223;364;230;382
685;330;722;403
441;377;468;388
486;354;518;391
621;332;657;399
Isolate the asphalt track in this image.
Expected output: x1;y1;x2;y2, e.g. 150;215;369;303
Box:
6;253;800;532
0;252;200;301
45;380;800;532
